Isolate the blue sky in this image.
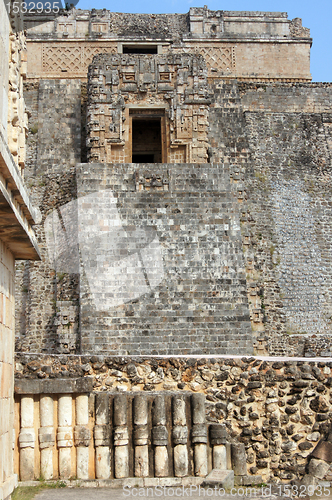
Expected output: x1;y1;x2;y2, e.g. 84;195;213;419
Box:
75;0;331;82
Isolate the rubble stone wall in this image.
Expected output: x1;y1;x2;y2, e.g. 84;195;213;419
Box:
15;168;78;354
243;107;332;356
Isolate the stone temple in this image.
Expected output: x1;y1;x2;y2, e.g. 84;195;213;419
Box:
17;7;332;357
2;4;332;493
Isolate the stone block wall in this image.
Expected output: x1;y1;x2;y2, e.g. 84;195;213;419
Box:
15;168;79;354
208;82;332;356
35;79;81;175
76;162;252;355
16;161;251;355
16;79;82;353
208;82;266;352
0;241;16;499
241;107;332;355
240;83;332;114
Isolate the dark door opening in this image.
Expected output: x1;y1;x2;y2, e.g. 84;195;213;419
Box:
132;118;162;163
123;45;158;54
132;154;155;163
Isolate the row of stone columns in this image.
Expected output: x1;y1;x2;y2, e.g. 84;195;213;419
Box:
95;393;230;480
18;393;229;481
19;394;91;481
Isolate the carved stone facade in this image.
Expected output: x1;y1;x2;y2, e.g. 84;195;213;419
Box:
87;54;210;164
41;42;116;75
1;4;28;172
25;8;312;82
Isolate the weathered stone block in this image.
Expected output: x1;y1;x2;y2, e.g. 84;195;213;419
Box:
204;469;234;490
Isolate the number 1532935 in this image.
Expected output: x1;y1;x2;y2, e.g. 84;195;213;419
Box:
280;484;331;497
6;2;60;13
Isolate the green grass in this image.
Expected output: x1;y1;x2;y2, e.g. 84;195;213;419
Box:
57;272;67;282
29;124;38;135
12;481;66;500
254;171;267;183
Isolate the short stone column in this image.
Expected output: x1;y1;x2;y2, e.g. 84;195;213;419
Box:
39;396;55;480
172;395;188;477
192;394;208;477
134;395;149;477
210;425;228;470
94;393;111;479
114;394;129;478
152;395;168;477
57;395;73;479
74;394;91;479
19;396;35;480
231;443;247;476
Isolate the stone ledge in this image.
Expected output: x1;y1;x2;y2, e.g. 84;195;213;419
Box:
0;129;40;225
14;377;93;394
19;477;205;489
0;129;40;260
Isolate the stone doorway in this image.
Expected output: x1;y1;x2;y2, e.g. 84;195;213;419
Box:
130;109;166;163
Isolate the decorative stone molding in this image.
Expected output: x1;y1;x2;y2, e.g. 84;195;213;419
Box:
41;43;116;76
87;54;210;164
